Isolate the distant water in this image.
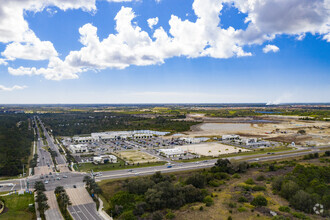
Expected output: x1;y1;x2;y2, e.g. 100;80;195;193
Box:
256;111;282;114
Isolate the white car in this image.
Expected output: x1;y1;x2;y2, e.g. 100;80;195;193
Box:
44;180;49;184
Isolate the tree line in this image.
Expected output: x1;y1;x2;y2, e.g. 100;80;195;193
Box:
39;112;198;136
0;114;34;176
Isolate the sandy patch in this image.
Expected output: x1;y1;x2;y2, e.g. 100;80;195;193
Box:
180;143;249;157
116;150;160;164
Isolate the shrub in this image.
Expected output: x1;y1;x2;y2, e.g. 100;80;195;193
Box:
278;206;290;213
272;216;290;220
199;206;203;211
251;195;268;207
289;190;316;213
203;196;214;206
228;202;236;208
238;196;248;203
151;211;163;220
208;180;222;187
227;216;232;220
269;164;277;171
186;174;206;189
252;185;266;191
292;212;310;220
256;175;266;181
232;173;240;179
165;210;175;219
237;207;247;212
118;210;137;220
245;178;255;185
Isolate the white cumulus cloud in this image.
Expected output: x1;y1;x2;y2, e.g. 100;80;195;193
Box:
147;17;159;29
263;44;280;53
1;0;330;80
0;85;27;91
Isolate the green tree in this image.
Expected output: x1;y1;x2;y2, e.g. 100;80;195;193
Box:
280;180;300;200
289;190;316;213
186;174;206;189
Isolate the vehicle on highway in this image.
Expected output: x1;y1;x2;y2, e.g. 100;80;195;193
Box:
56;177;61;180
128;169;133;172
255;158;260;161
63;175;68;178
167;165;172;168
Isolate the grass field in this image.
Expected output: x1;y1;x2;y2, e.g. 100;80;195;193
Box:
0;193;35;220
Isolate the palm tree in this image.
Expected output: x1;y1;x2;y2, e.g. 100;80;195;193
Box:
83;175;92;188
34;181;46;192
55;186;65;195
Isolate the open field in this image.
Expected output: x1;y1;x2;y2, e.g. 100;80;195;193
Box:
114;150;161;164
180;142;249;156
0;192;35;220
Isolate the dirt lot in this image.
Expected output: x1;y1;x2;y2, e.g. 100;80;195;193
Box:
182;115;330;146
180;143;249;157
115;150;160;164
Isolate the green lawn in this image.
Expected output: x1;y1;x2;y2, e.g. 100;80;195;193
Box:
78;160;166;172
0;193;35;220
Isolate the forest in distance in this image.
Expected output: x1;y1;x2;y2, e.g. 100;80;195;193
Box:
39;112;198;136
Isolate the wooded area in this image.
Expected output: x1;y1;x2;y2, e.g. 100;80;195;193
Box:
0;114;33;177
40;112;198;136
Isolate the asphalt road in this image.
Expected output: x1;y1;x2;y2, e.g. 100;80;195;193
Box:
68;203;103;220
37;116;66;165
95;147;329;181
34;116;53;168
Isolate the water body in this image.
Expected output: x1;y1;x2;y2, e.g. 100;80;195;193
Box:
256;111;283;114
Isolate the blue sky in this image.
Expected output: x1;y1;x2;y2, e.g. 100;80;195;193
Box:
0;0;329;104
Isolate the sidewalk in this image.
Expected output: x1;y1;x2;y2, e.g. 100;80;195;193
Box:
98;197;113;220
